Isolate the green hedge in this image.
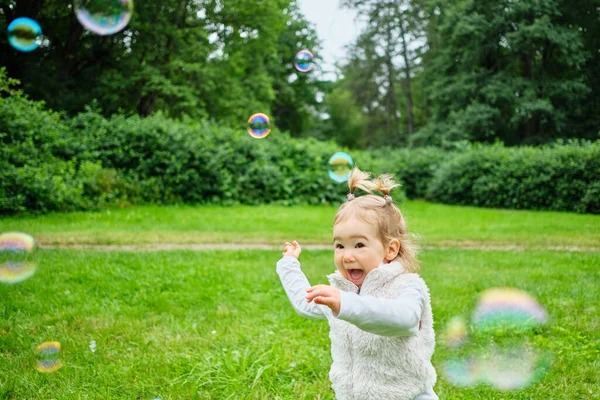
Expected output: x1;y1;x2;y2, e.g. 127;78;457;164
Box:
370;146;459;199
1;88;371;213
0;93;107;214
1;79;598;214
426;141;600;213
62;109;365;207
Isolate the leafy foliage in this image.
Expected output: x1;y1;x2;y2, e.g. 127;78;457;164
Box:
1;69;598;215
331;0;600;147
0;69;104;213
417;0;596;145
0;0;325;135
371;146;459;199
427;141;600;213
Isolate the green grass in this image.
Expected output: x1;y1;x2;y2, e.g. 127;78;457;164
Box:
0;249;598;399
0;202;599;398
1;201;599;248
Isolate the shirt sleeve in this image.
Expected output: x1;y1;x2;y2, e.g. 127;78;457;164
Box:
336;278;425;337
276;256;329;320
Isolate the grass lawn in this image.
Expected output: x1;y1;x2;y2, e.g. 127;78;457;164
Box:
1;201;599;249
1;203;599;399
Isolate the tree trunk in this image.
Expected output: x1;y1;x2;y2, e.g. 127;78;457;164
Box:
137;0;189;116
398;14;414;136
520;52;535;142
138;92;158;116
64;13;85;76
384;27;400;143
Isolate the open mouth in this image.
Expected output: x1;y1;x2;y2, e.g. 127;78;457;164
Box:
347;269;365;284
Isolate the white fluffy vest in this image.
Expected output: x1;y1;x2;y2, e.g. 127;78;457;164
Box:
326;262;437;400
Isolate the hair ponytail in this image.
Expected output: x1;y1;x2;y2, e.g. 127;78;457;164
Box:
347;167;375;195
371;174;401;197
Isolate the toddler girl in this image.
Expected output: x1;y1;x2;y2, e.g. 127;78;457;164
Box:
276;168;438;400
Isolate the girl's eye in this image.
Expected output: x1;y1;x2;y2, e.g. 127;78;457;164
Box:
356;243;365;248
335;244;344;249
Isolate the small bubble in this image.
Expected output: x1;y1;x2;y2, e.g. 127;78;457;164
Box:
35;341;62;373
7;18;42;52
442;316;468;348
294;50;314;72
328;152;354;183
247;113;271;139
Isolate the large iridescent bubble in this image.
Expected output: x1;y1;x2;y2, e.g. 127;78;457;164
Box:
0;232;38;284
7;18;42;52
76;0;134;35
440;287;550;391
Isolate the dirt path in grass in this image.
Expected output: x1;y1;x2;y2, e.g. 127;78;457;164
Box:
38;243;600;252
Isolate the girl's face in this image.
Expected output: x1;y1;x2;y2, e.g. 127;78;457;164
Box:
333;216;396;287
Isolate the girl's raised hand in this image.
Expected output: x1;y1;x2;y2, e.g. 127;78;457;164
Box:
306;285;341;314
282;240;302;259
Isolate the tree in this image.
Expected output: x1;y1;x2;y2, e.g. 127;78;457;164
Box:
419;0;591;145
268;2;324;137
342;0;428;140
0;0;324;136
321;86;366;148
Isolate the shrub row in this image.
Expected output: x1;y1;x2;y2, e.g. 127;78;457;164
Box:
425;141;600;214
1;90;598;214
1;92;368;213
0;94;106;213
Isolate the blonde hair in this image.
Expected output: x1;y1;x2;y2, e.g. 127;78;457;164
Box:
333;167;421;273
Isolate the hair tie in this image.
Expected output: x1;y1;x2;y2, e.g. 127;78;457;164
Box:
384;195;392;204
347;193;355;201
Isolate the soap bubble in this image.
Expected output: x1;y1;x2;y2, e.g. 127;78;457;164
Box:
442;357;478;387
328;152;354;183
35;341;63;373
294;50;314;72
76;0;134;35
472;287;547;332
441;287;550;391
7;18;42;52
442;316;468;348
443;344;550;391
477;345;549;390
247;113;271;139
0;232;38;284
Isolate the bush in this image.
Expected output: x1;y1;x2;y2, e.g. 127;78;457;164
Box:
2;69;598;215
427;140;600;213
370;146;458;199
63;111;359;207
0;80;110;214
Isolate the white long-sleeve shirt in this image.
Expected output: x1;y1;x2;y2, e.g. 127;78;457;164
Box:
277;256;439;400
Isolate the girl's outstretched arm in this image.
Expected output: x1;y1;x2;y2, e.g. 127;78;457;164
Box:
335;278;427;337
276;256;329;320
